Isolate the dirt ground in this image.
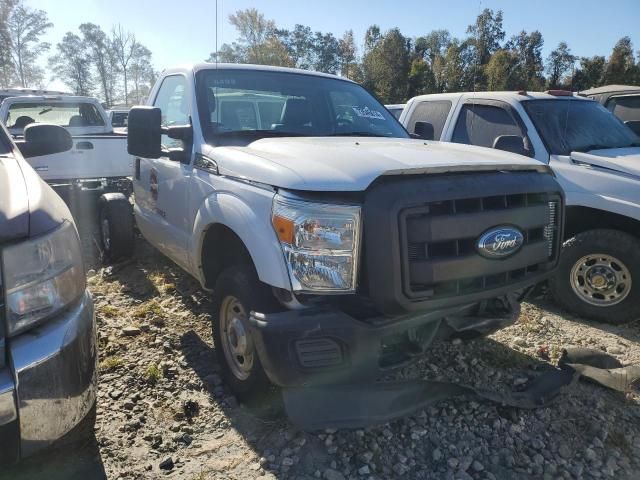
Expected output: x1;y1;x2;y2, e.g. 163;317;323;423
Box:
2;213;640;480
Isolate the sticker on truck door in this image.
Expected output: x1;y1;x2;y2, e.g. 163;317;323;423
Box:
150;167;159;202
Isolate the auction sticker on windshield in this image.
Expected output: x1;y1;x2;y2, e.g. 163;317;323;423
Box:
352;106;385;120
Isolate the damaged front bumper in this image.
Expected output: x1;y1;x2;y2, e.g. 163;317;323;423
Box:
250;294;520;389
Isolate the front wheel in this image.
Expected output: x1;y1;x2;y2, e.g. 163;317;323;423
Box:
98;193;134;262
550;229;640;324
211;265;279;402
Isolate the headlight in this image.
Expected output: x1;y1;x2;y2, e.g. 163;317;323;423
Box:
2;221;85;336
272;196;361;293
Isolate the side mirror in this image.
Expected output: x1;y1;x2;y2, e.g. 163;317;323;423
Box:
493;135;528;156
128;106;163;158
625;120;640;136
414;121;435;140
16;124;73;158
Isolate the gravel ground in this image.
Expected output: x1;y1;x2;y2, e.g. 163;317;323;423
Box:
3;225;640;480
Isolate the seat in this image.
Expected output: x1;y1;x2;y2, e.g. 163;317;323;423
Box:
278;98;312;133
68;115;85;127
13;116;34;129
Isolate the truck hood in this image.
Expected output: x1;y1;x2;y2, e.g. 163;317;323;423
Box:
0;155;29;242
210;137;549;191
0;154;70;243
570;147;640;178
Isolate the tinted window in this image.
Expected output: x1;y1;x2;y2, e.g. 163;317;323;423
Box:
607;95;640;123
111;112;128;127
153;75;189;148
6;102;105;132
196;69;408;144
452;104;523;148
387;107;404;119
523;99;640;155
407;100;452;140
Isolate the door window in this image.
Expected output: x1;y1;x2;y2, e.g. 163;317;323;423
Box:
452;104;524;148
407;100;452;140
153;75;189;148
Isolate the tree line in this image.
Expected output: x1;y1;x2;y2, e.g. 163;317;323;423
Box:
0;2;637;106
209;8;640;104
0;0;156;106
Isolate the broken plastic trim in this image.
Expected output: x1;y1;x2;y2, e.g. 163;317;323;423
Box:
283;347;634;431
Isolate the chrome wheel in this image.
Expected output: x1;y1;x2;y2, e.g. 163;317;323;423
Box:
101;218;111;250
219;296;253;380
570;253;632;307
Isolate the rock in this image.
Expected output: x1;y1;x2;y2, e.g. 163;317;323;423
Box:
357;465;370;475
121;326;141;336
159;457;174;470
281;457;294;466
585;448;597;461
323;468;346;480
432;448;443;461
472;460;484;472
447;457;459;469
558;444;572;460
109;390;123;400
513;337;527;347
607;346;623;355
452;338;462;346
392;463;409;475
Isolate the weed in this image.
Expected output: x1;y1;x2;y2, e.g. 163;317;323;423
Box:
144;364;162;385
133;300;163;318
99;356;124;372
99;304;120;318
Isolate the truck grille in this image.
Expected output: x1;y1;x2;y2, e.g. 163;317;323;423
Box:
400;194;560;300
362;171;564;314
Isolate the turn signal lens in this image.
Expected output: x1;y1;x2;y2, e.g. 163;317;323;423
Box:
272;215;295;244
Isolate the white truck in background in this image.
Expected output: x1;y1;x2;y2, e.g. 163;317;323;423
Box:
0;95;132;202
400;91;640;323
98;63;565;427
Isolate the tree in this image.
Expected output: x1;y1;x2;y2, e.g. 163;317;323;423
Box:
6;0;52;87
362;27;410;103
80;23;119;106
276;24;314;69
485;49;518;90
546;42;576;89
443;40;467;92
572;56;606;91
112;24;137;105
209;8;292;66
466;8;505;88
129;43;154;104
338;30;359;79
407;58;435;96
506;30;545;90
48;32;93;95
0;0;17;87
313;31;340;73
604;37;636;85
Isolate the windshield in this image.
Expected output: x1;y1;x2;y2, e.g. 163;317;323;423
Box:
195;69;409;144
6;101;105;133
522;99;640;155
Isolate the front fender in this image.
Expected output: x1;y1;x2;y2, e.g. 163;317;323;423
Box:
190;186;291;290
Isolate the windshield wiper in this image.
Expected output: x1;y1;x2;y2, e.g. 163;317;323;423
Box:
213;129;306;137
328;131;389;137
573;144;614;153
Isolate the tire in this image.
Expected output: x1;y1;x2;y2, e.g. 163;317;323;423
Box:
211;264;279;402
98;193;134;262
550;229;640;324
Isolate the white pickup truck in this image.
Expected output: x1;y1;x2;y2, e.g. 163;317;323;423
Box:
0;95;132;199
100;64;565;426
400;91;640;323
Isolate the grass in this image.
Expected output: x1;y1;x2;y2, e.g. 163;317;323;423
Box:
482;344;532;369
98;304;120;318
148;272;177;294
99;356;124;372
132;299;163;318
143;364;162;385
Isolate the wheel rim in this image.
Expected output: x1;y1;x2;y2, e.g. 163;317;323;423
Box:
570;253;632;307
219;296;254;381
101;218;111;250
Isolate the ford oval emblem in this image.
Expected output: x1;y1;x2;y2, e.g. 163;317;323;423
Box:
477;226;524;259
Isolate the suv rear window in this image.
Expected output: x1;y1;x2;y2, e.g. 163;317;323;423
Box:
407;100;451;140
606;95;640;123
6;102;105;131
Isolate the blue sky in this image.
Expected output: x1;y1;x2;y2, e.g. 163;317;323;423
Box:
29;0;640;90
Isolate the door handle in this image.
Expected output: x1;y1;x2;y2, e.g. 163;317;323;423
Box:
75;141;94;150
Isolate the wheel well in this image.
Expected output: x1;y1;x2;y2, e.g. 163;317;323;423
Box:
201;224;254;289
565;206;640;240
